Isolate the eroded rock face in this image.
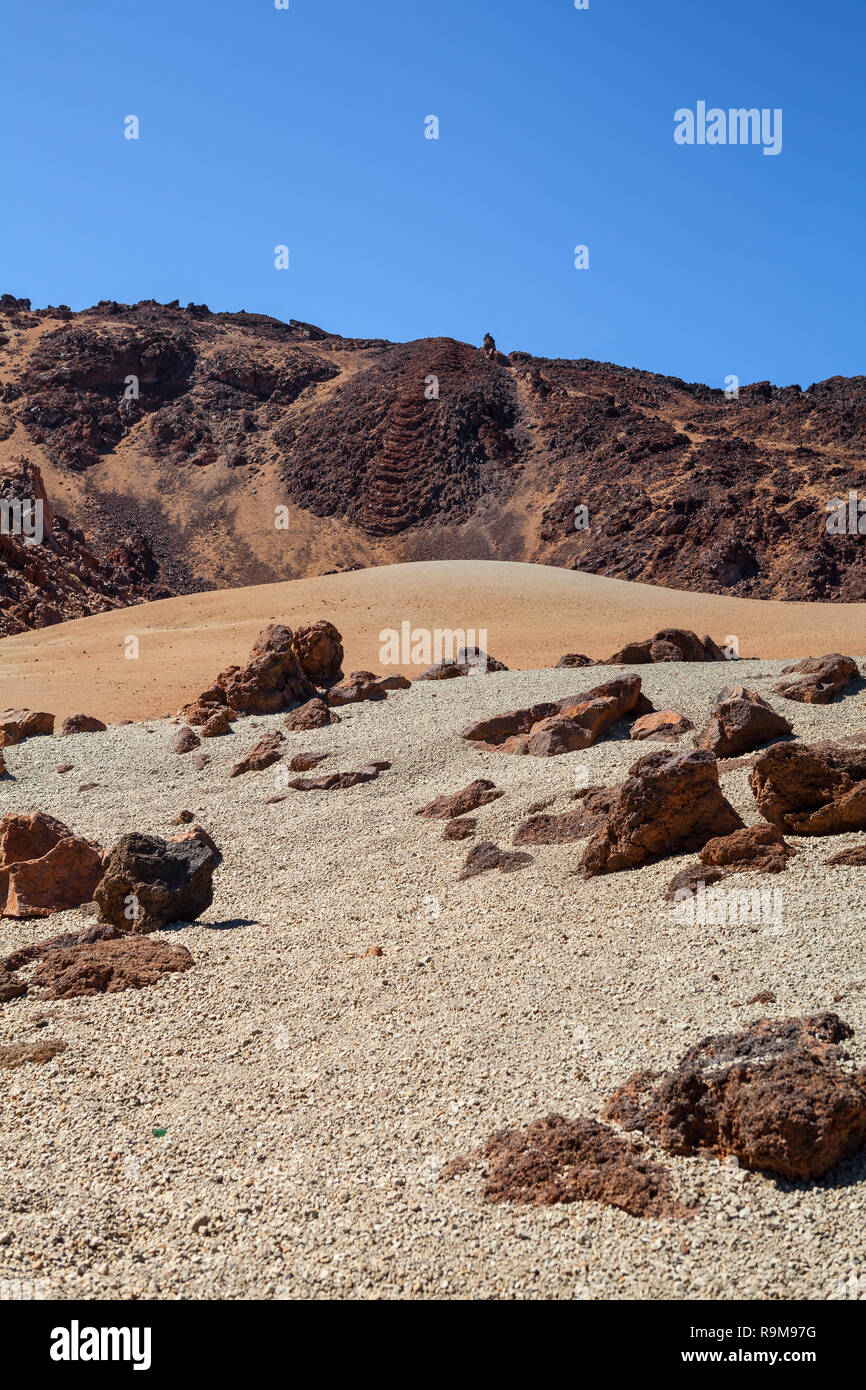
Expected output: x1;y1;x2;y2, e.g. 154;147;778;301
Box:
461;675;643;756
230;732;284;777
29;936;194;1000
283;697;340;730
749;742;866;835
58;714;106;735
458;841;532;880
694;686;792;758
287;761;390;791
291;620;344;686
0;812;104;918
631;710;694;742
700;822;794;874
773;654;860;705
0;709;54;747
415;779;503;819
607;630;727;664
603;1013;866;1180
473;1114;688;1219
580;749;743;877
94;830;221;932
214;625;316;715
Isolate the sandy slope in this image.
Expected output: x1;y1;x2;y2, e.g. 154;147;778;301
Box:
1;559;864;722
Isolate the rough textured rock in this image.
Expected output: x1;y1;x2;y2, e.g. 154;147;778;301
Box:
283;698;340;730
0;708;54;747
749;742;866;835
288;751;329;773
415;779;504;820
603;1013;866;1180
457;841;532;880
513;788;615;845
773;654;860;705
0;1038;67;1068
461;675;643;755
443;819;476;841
694;685;792;758
287;761;390;791
181;696;227;726
0;971;27;1002
326;671;390;706
555;654;594;668
475;1113;688;1218
607;630;727;665
2;921;122;973
415;661;473;681
212;625;315;715
94;830;221;932
630;710;694;742
700;822;795;875
379;674;412;691
29;936;194;1000
0;749;5;778
456;646;508;673
171;726;201;754
58;714;107;735
200;709;232;737
825;845;866;866
230;732;284;777
290;620;344;686
664;863;726;902
0;812;104;918
580;749;744;877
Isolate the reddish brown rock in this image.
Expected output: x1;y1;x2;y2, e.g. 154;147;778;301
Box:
58;714;107;736
288;761;390;790
28;936;194;1000
326;671;390;706
580;749;743;877
94;830;221;932
283;698;340;730
607;630;727;665
513;788;615;846
415;779;504;819
700;822;795;874
773;654;860;705
193;752;211;771
2;921;122;973
443;819;476;841
200;709;232;737
555;654;594;668
171;726;201;754
290;620;344;686
288;751;329;772
0;971;27;1002
630;709;694;742
379;674;412;690
749;742;866;835
603;1013;866;1180
414;661;466;681
0;708;54;747
0;749;5;778
213;624;316;714
694;686;792;758
458;841;532;880
826;845;866;866
461;675;643;756
230;732;284;777
182;700;226;727
0;812;104;919
664;863;726;902
416;649;507;680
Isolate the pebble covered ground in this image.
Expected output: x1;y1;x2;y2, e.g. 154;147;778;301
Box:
1;659;865;1301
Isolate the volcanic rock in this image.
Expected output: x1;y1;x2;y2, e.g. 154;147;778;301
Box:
773;654;860;705
607;630;727;665
290;620;344;686
555;654;594;668
694;686;792;758
443;819;476;841
825;845;866;866
631;710;694;742
415;779;504;820
283;698;340;730
230;732;284;777
200;709;232;737
0;708;54;747
288;751;329;772
457;841;532;880
513;788;615;845
287;761;390;791
749;742;866;835
326;671;390;706
699;822;795;875
0;812;104;918
94;830;221;932
58;714;107;735
2;922;122;972
213;624;315;714
171;726;201;754
29;936;195;1000
0;1039;67;1068
461;675;643;756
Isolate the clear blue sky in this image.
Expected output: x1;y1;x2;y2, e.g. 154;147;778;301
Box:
2;0;863;388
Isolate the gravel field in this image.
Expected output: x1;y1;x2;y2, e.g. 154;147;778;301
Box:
1;659;866;1302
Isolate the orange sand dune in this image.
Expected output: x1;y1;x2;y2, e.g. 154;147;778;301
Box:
0;561;863;723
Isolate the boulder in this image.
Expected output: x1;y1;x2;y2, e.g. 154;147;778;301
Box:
555;654;594;668
213;625;316;714
182;699;227;726
579;749;743;877
694;686;792;758
58;714;107;736
0;708;54;747
200;709;232;737
326;671;390;706
749;742;866;835
230;732;284;777
0;812;104;918
287;761;390;791
461;675;643;756
603;1013;866;1180
630;710;694;742
773;654;860;705
825;845;866;866
290;620;344;686
513;787;615;845
284;698;340;730
94;830;221;932
171;726;201;754
443;819;476;841
456;646;508;673
415;779;504;819
28;935;194;1000
288;751;329;772
607;630;727;665
699;822;794;875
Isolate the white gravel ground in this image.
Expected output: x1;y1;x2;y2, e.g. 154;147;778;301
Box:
1;659;866;1302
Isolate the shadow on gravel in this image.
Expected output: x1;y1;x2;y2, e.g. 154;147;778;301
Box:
203;918;258;931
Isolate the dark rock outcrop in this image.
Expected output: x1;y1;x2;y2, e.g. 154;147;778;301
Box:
58;714;107;735
230;732;284;777
291;620;344;686
458;841;532;880
94;829;221;931
773;654;860;705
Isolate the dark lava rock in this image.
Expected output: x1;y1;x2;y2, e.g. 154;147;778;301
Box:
171;726;201;754
94;830;221;932
825;845;866;866
694;685;792;758
443;819;476;841
630;710;694;742
326;671;390;706
555;654;594;668
749;742;866;835
213;624;315;714
461;675;643;755
288;751;329;772
58;714;107;735
607;630;727;665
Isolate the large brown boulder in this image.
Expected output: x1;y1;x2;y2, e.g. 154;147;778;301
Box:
0;709;54;747
603;1013;866;1180
415;779;503;819
58;714;106;736
326;671;390;705
461;675;643;756
773;654;860;705
749;742;866;835
607;630;727;664
291;620;344;686
214;625;316;714
29;935;194;1000
284;697;340;730
579;749;743;877
699;822;794;874
694;685;792;758
0;812;104;918
630;710;694;742
94;829;221;932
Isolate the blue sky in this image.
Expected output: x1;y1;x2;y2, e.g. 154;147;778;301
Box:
2;0;863;387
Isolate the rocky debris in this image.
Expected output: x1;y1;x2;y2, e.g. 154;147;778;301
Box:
326;671;393;706
290;620;344;686
94;830;221;932
171;810;195;824
472;1113;688;1219
28;936;195;1000
230;732;284;777
749;742;866;835
607;630;727;665
288;751;329;772
555;654;594;668
414;779;504;820
200;709;232;737
287;761;390;791
415;661;470;681
0;708;54;747
773;654;860;705
0;971;27;1002
193;752;211;771
603;1013;866;1180
513;788;615;846
694;686;792;758
826;845;866;866
580;749;743;877
171;726;201;754
443;819;476;841
0;1038;67;1068
664;864;726;902
700;822;795;874
458;646;508;673
58;714;106;735
0;812;104;918
206;625;315;715
283;698;340;730
380;674;412;691
461;675;644;755
181;693;229;726
2;922;122;973
631;710;694;742
458;841;532;881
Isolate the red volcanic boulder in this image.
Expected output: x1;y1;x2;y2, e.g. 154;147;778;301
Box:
29;935;194;1000
461;675;643;756
414;661;466;681
94;829;221;932
457;841;532;880
607;630;727;665
171;726;200;754
579;749;743;877
630;710;694;742
826;845;866;866
513;787;615;845
749;742;866;835
0;708;54;747
288;751;329;772
230;731;284;777
555;654;594;668
699;822;794;875
603;1013;866;1180
773;654;860;705
284;697;340;730
415;779;504;819
214;625;316;714
326;671;390;706
694;686;792;758
0;812;104;919
200;709;232;737
59;714;107;735
290;620;344;686
287;761;390;791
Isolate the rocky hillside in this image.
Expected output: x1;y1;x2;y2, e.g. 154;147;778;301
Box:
0;293;863;633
